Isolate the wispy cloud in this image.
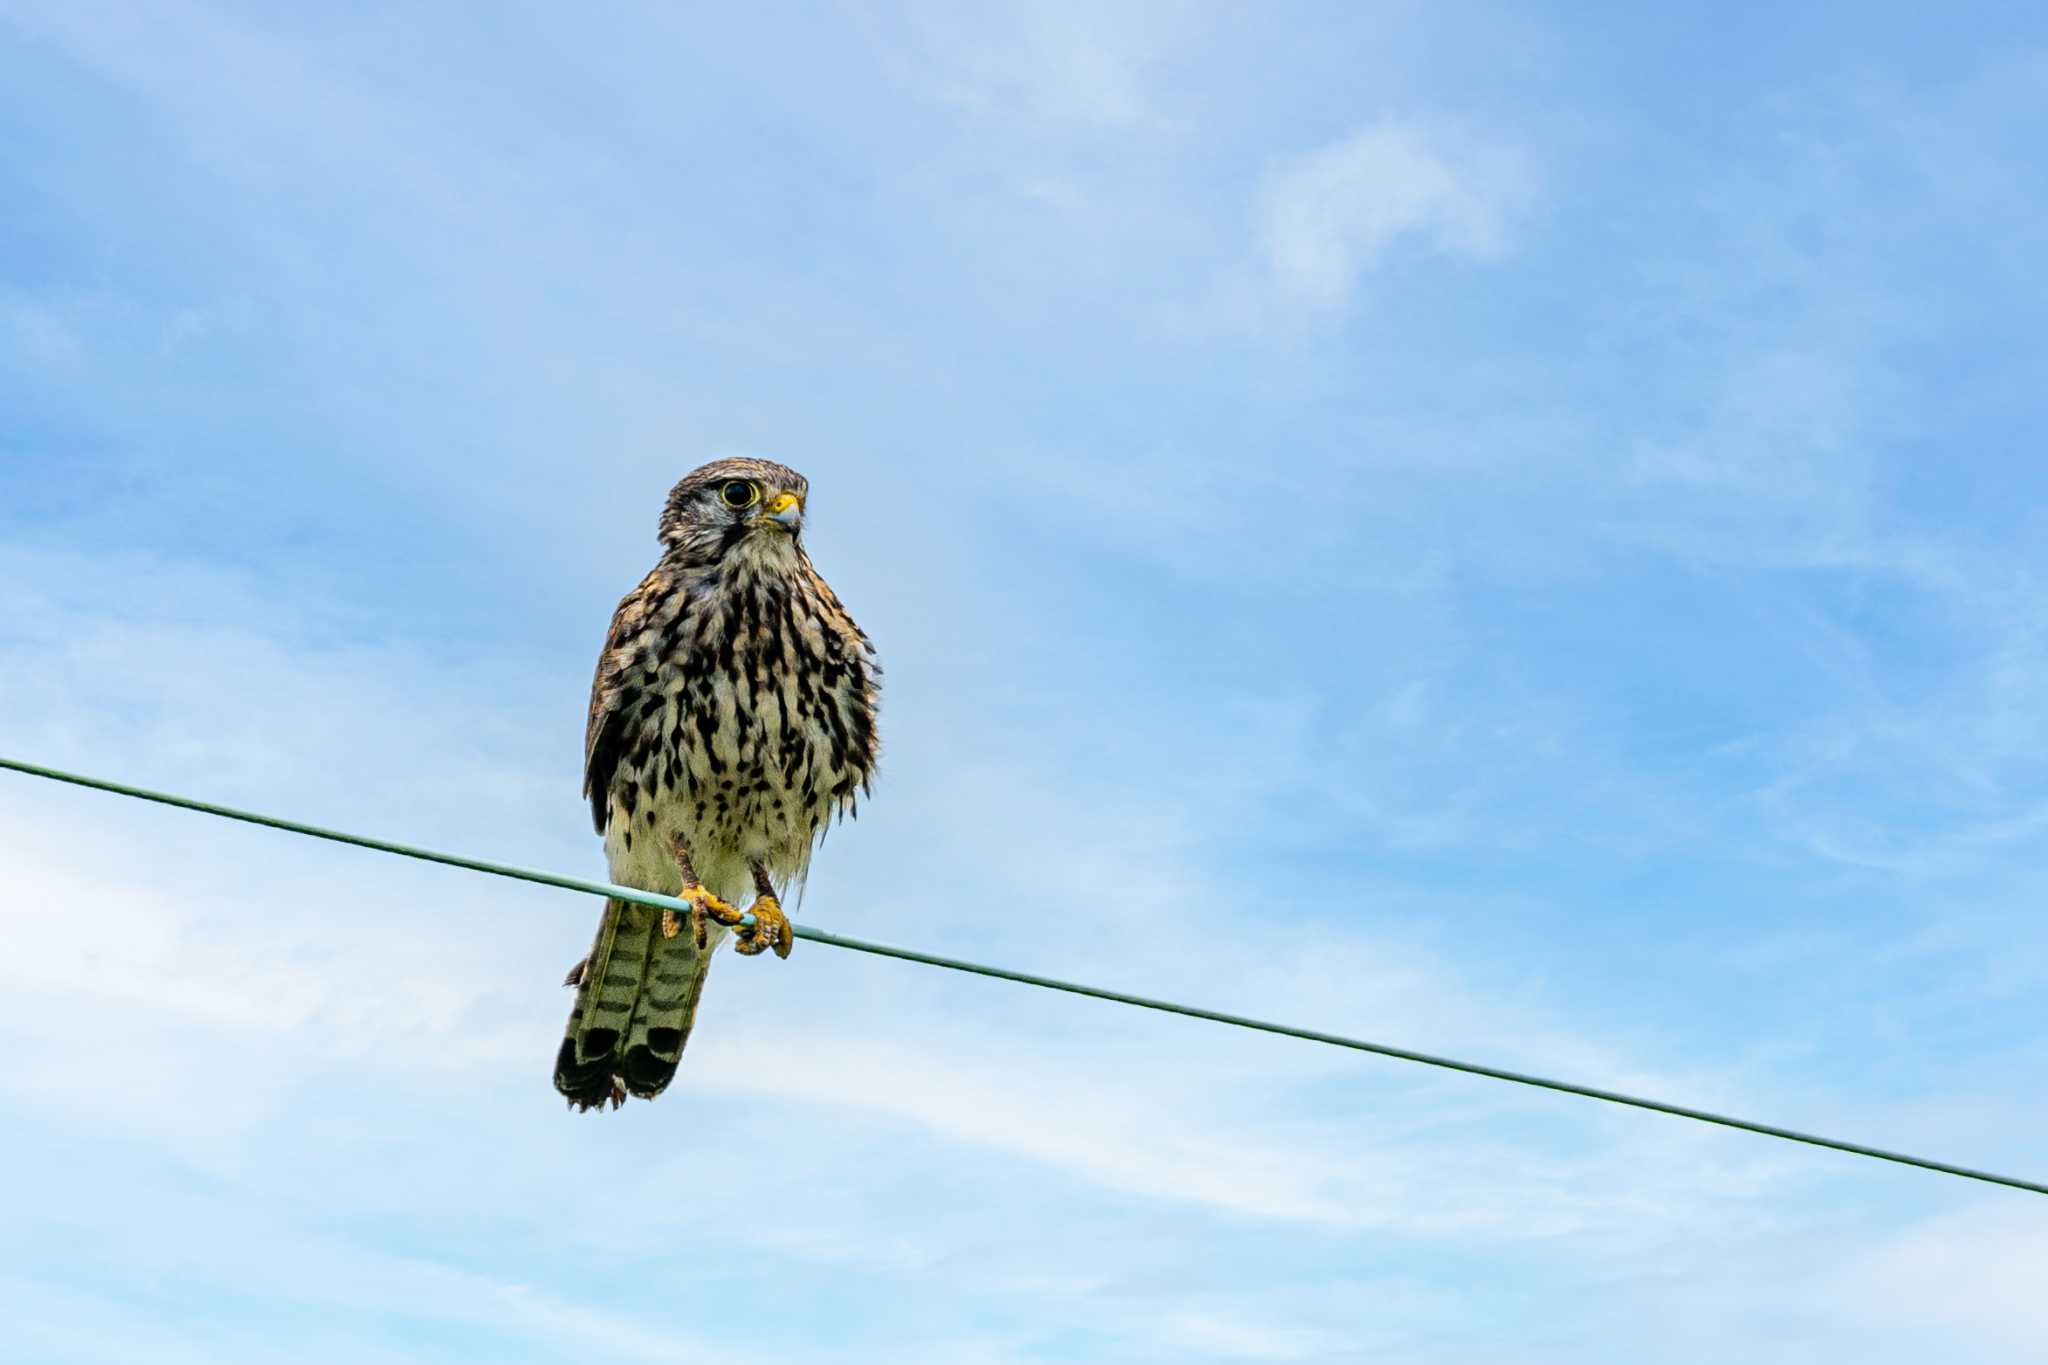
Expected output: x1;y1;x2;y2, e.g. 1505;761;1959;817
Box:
8;5;2048;1363
1823;1202;2048;1362
1261;120;1532;307
1142;1305;1337;1362
855;0;1207;133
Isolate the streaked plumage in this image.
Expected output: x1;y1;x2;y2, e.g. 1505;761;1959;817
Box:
555;458;879;1110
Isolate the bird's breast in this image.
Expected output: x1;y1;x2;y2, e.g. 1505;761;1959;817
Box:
604;568;875;885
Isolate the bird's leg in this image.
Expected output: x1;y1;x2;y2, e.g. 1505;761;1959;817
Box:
663;835;745;943
736;860;793;959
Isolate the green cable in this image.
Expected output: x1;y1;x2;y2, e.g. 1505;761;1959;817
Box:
3;752;2042;1198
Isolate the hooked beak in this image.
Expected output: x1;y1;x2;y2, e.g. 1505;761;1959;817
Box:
761;489;803;530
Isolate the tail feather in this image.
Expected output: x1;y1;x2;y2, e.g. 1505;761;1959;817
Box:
555;898;715;1110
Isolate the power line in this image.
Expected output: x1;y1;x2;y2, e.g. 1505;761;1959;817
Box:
3;752;2042;1199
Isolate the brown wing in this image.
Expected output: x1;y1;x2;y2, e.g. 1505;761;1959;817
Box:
583;567;674;834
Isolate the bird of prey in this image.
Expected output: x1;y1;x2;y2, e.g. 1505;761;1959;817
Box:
555;458;880;1110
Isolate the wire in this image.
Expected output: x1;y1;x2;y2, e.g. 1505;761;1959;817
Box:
4;752;2042;1198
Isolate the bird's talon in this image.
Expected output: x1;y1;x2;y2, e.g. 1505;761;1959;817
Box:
736;894;792;958
669;883;744;951
675;886;735;921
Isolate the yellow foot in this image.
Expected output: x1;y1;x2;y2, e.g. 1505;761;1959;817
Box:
660;884;745;945
735;894;793;959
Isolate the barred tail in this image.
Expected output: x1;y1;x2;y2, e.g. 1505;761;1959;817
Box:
554;898;715;1110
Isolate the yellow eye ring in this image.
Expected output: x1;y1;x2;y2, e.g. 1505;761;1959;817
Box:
719;479;759;509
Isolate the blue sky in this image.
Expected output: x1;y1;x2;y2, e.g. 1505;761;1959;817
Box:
3;2;2047;1361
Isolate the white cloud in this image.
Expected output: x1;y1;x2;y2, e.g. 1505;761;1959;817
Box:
880;0;1160;129
1824;1202;2048;1361
1145;1306;1336;1362
0;294;87;378
0;545;1812;1265
0;1242;778;1365
8;15;2048;1358
1261;120;1530;306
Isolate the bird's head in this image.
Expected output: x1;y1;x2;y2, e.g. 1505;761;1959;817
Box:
658;458;809;558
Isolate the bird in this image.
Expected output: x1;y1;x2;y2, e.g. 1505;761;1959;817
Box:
554;458;880;1111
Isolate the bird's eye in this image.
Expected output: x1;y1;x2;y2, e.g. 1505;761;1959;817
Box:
719;480;759;509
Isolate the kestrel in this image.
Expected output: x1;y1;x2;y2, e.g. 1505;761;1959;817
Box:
554;458;880;1110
